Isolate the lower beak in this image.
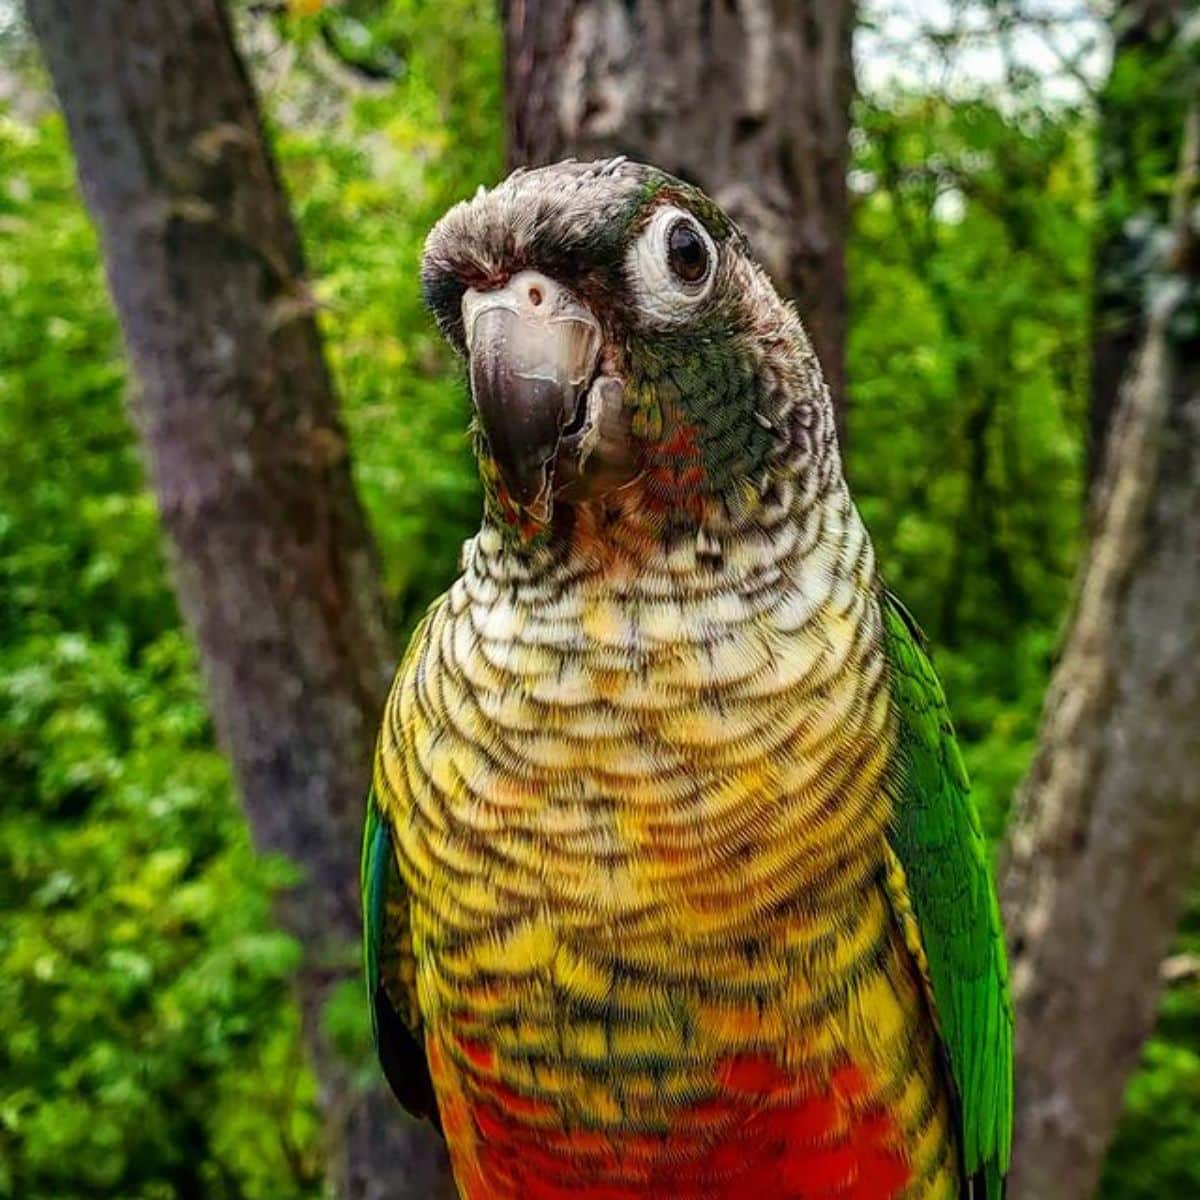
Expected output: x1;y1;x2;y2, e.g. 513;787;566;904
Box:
463;271;601;519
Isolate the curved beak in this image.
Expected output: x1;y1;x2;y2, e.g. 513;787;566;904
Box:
463;271;601;519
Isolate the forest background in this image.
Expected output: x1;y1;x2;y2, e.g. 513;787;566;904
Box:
1;1;1197;1198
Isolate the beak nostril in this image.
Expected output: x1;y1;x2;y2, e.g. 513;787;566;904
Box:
528;286;544;307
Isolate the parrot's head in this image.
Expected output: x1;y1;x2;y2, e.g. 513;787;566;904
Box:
422;158;837;549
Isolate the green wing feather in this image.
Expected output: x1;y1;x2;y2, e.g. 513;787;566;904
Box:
361;786;440;1125
881;592;1013;1197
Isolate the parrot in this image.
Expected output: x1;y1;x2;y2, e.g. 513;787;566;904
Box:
362;157;1013;1199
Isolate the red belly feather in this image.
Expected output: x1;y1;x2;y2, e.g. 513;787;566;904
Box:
443;1046;912;1200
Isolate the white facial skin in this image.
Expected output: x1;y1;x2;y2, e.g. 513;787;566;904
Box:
624;205;718;327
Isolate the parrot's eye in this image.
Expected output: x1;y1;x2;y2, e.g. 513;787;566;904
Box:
666;220;709;284
626;204;718;325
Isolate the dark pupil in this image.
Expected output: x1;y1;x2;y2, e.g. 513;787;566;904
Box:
667;221;708;284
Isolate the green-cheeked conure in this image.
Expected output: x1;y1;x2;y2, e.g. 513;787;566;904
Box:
362;158;1013;1199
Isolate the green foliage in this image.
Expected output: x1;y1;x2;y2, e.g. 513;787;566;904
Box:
1100;897;1200;1199
1094;15;1197;329
849;92;1092;835
266;0;500;634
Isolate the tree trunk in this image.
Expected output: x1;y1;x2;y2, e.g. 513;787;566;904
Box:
1089;0;1188;484
23;2;452;1196
502;0;855;448
1000;100;1200;1200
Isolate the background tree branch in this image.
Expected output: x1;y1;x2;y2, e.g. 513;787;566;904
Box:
502;0;857;448
1001;90;1200;1200
21;1;452;1196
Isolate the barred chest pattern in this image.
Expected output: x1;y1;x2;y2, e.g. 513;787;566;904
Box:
376;463;961;1199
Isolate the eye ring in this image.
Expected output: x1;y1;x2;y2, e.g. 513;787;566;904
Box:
626;204;719;325
666;218;711;286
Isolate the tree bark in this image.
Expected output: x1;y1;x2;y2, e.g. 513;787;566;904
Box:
1089;0;1188;484
502;0;856;448
23;2;452;1196
1001;100;1200;1200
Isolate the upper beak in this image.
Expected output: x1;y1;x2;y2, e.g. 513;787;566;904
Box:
462;270;601;519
